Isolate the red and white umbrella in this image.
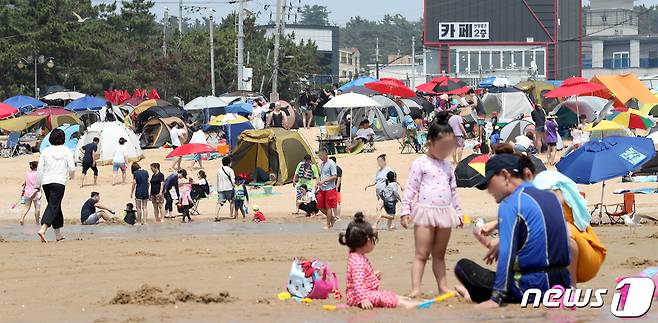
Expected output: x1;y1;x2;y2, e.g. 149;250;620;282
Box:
166;143;217;158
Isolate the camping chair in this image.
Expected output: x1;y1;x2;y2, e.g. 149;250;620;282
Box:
603;192;636;225
189;183;210;216
1;132;20;158
400;127;424;154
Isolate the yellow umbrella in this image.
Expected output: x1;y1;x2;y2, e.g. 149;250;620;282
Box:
208;114;249;126
584;120;633;139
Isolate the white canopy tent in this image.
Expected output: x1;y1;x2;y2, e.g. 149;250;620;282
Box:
43;91;86;101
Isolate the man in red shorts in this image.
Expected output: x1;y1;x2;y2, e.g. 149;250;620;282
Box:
316;148;338;229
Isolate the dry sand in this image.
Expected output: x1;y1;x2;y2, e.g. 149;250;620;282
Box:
1;128;657;322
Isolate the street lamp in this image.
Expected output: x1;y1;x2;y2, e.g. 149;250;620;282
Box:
17;55;55;98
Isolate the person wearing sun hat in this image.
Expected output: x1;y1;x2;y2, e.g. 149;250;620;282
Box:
453;154;571;308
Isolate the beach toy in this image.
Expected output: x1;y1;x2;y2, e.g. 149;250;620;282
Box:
277;292;291;301
548;285;575;310
301;298;313;304
462;215;472;224
322;305;336;311
472;218;488;247
417;291;457;309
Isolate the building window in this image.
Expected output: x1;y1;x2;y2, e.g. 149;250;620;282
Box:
481;51;491;71
449;49;457;74
613;51;630;69
513;51;523;68
492;51;501;69
524;51;533;68
458;51;468;74
503;51;512;69
535;50;545;76
469;51;479;74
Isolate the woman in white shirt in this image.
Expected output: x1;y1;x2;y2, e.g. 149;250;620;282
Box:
112;137;129;185
296;184;318;216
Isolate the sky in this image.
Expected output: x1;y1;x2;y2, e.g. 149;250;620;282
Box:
90;0;657;26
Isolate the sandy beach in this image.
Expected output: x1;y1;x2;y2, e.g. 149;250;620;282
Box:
1;128;657;322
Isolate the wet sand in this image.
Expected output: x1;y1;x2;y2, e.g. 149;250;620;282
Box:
1;128;657;321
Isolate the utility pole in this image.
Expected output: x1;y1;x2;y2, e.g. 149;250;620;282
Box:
375;37;380;79
271;0;283;100
178;0;183;37
411;36;415;88
237;0;245;91
163;8;169;57
209;12;215;96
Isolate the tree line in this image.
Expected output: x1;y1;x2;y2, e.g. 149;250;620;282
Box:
0;0;323;103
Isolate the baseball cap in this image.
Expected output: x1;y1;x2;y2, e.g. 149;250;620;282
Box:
476;154;521;190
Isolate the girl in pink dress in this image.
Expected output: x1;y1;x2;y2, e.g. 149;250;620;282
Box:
178;169;194;223
19;161;41;225
341;212;419;309
401;122;463;298
338;212;419;309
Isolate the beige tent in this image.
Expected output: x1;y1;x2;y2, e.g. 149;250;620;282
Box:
139;117;189;148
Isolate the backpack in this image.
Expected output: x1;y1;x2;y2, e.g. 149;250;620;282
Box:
123;210;136;225
287;258;341;300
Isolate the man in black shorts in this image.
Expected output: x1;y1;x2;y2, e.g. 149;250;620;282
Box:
80;137;99;188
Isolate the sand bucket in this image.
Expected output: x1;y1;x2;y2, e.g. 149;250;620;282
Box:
217;144;229;155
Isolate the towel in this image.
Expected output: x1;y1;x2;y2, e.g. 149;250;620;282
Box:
534;171;590;232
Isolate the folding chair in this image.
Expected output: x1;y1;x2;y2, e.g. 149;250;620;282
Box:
189;183;210;216
400;128;424;154
604;192;636;225
1;132;20;158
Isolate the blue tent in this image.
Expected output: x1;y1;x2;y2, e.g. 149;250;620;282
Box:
40;124;80;152
65;96;106;111
478;77;511;89
225;102;253;115
226;122;254;148
338;76;378;91
3;95;46;113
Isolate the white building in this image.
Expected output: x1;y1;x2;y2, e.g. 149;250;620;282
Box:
366;54;425;88
582;0;658;79
338;48;361;82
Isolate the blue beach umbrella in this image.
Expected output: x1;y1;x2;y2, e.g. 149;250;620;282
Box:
65;96;106;111
3;95;46;113
556;136;656;223
338;76;378;92
225;102;253;115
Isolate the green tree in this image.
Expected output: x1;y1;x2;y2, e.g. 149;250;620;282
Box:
299;5;330;26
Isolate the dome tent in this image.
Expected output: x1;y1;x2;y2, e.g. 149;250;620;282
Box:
231;128;314;185
139;117;189;148
75;121;144;165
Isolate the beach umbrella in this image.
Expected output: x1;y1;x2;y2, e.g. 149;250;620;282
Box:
166;143;217;158
0;103;19;119
499;119;534;143
65;96;106;111
365;79;416;98
323;93;382;109
338;76;378;92
225;102;254;115
478;76;511;89
544;77;607;98
607;110;654;130
184;96;230;110
29;107;80;129
556;136;655;223
42;91;85;101
416;76;469;95
585;120;634;139
3;95;46;113
455;154;489;188
208;113;249;126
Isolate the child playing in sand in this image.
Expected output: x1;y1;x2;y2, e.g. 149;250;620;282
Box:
19;161;41;225
375;171;400;230
340;212;420;309
253;205;266;223
401;122;463;298
123;203;137;225
233;177;249;220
